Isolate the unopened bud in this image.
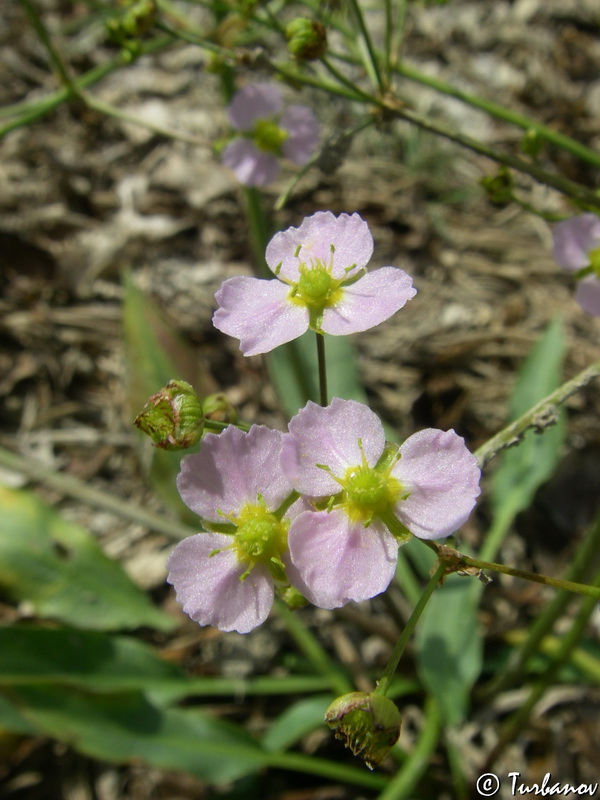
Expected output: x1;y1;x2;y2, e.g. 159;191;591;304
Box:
325;691;402;769
106;0;157;45
285;18;327;61
202;393;238;425
134;380;204;450
480;166;514;207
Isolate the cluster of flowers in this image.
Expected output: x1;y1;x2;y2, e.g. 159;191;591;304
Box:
167;399;481;633
167;211;481;633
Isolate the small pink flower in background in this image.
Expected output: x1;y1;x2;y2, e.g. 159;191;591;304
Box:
167;425;295;633
221;83;319;187
552;213;600;317
213;211;417;356
280;398;481;609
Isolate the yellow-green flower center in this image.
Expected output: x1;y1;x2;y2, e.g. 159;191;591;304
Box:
296;263;342;308
253;119;288;154
232;503;288;564
588;246;600;277
340;464;402;524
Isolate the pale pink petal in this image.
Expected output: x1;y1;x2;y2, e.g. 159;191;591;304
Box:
321;267;416;335
392;429;480;540
282;398;386;496
552;214;600;272
222;139;280;187
227;83;282;131
575;276;600;317
281;105;320;165
213;276;309;356
177;426;292;521
167;533;274;633
286;510;398;609
265;212;374;281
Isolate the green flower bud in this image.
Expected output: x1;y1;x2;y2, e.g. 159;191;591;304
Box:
285;18;328;61
134;380;204;450
202;393;238;425
106;0;157;46
325;691;402;769
480;166;514;207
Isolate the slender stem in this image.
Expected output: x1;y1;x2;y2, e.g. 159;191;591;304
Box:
0;35;173;138
19;0;78;92
0;445;195;541
456;554;600;599
319;56;381;105
426;541;600;600
480;511;600;699
316;333;328;406
483;566;600;768
394;61;600;170
345;0;385;92
376;697;442;800
475;359;600;468
375;562;446;696
379;102;600;210
383;0;393;84
274;599;353;697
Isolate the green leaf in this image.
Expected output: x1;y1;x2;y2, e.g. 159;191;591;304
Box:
415;575;482;726
121;269;205;521
262;695;332;753
0;685;263;784
491;317;566;516
0;626;183;694
0;486;174;631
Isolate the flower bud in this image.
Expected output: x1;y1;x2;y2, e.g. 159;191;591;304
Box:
325;691;402;769
480;166;514;207
202;393;238;425
134;380;204;450
285;18;327;61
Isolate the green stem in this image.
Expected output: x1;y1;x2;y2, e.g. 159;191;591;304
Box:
316;333;328;406
475;359;600;468
395;61;600;171
375;561;446;697
380;102;600;210
376;697;442;800
345;0;385;92
274;599;353;697
427;541;600;600
483;565;600;768
262;750;388;790
480;511;600;699
19;0;78;92
319;55;381;105
0;35;173;137
0;445;195;541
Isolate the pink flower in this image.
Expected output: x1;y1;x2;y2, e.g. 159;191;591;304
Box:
552;214;600;317
166;425;295;633
213;211;417;356
221;83;319;187
280;398;481;609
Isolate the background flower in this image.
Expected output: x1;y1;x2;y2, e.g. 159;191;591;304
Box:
213;211;416;355
221;83;319;187
552;214;600;317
